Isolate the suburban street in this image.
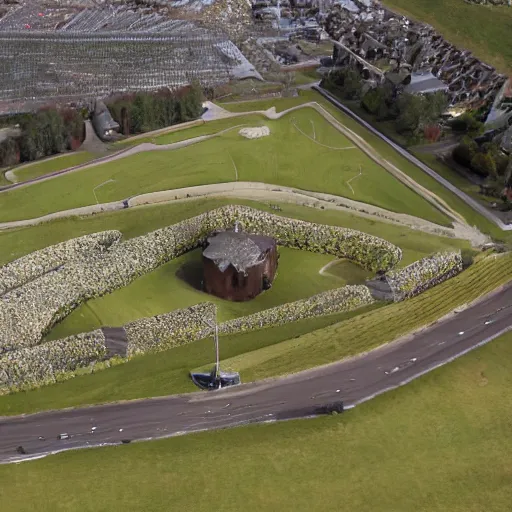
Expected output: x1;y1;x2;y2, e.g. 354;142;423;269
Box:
1;283;511;464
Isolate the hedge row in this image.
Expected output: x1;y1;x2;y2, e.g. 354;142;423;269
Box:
0;284;374;392
385;251;463;302
125;303;216;355
0;330;107;391
219;285;374;334
0;231;121;296
0;206;400;354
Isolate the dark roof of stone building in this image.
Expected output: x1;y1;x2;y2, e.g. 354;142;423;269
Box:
92;99;119;134
203;230;275;273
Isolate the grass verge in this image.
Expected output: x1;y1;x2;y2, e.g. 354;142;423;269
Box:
1;330;511;511
0;107;448;225
0;198;470;268
209;253;512;381
0;306;380;416
8;152;95;183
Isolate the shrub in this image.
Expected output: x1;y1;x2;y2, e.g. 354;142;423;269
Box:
385;251;463;301
471;152;497;178
452;137;478;167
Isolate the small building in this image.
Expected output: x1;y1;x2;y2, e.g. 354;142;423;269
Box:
202;227;278;302
91;99;120;141
404;71;449;95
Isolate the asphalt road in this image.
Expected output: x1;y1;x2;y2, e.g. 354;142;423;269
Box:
1;283;511;464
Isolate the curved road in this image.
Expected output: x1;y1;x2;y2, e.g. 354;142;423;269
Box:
1;283;511;464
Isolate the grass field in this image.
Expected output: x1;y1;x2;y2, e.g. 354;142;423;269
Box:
383;0;512;74
8;152;95;183
114;116;262;148
47;247;369;340
0;307;380;416
0;198;470;269
1;252;506;416
1;329;511;512
0;107;449;226
218;90;512;241
203;253;512;381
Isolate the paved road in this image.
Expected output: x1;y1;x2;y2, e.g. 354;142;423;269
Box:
1;283;511;464
313;86;512;231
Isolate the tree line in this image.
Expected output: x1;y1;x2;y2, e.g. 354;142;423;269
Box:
0;107;85;168
107;84;203;136
321;68;448;144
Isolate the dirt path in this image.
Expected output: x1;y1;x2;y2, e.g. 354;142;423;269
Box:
0;181;488;246
0;100;487;243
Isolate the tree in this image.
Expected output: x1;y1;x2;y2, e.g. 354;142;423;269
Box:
361;87;387;116
470;152;497;178
395;93;425;134
0;137;19;167
450;112;484;137
452;136;478;167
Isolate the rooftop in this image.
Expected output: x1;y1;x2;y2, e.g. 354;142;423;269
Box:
203;230;275;273
405;72;449;95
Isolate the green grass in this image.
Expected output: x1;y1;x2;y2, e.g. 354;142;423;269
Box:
9;152;95;183
47;247;368;340
218;92;317;113
1;253;505;416
212;253;512;381
1;331;512;512
383;0;512;74
114;116;262;148
218;90;512;240
0;107;449;225
0;198;470;269
0;307;380;416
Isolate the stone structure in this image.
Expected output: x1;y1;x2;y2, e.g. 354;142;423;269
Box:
202;227;278;301
0;2;260;114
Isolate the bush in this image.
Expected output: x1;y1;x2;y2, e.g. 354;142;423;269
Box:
385;251;463;301
0;206;401;354
471;152;497;178
450;112;484;137
452;137;478;167
108;83;204;136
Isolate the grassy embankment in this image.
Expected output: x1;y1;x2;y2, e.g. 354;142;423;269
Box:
0;107;449;226
7;152;95;183
1;250;507;417
383;0;512;74
1;331;512;512
221;90;512;242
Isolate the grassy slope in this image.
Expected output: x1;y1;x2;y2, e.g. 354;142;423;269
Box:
0;307;380;416
209;253;512;381
383;0;512;74
2;330;512;512
0;199;470;268
115;116;261;148
1;253;506;416
296;90;512;241
10;152;95;183
0;108;448;225
47;247;370;340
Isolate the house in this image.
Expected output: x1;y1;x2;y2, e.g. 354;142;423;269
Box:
202;226;278;302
